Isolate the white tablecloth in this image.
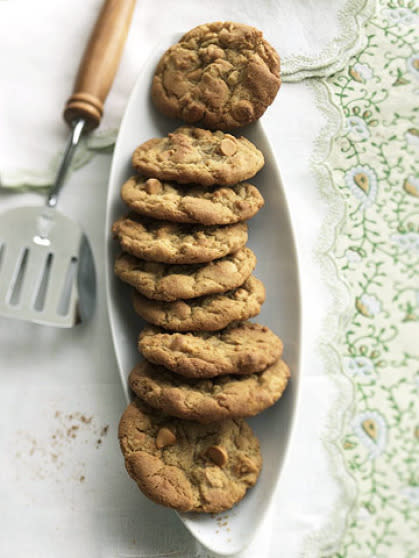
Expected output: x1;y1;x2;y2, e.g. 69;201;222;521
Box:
0;1;376;556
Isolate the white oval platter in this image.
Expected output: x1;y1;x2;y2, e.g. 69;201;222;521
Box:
105;46;301;556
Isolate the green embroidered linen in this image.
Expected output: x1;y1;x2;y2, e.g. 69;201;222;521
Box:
314;1;418;555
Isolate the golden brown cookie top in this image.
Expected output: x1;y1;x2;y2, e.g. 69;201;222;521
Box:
139;321;283;378
132;127;264;186
119;399;262;512
114;247;256;301
128;359;290;423
132;275;266;331
151;22;280;130
112;213;248;264
120;175;264;225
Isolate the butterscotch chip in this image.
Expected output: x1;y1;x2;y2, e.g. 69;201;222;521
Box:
132;126;264;186
219;138;237;156
144;178;162;195
120;175;264;225
114;248;256;301
128;359;290;423
112;213;247;264
206;445;228;467
139;321;283;378
132;276;265;331
119;399;262;512
156;427;176;449
151;22;280;130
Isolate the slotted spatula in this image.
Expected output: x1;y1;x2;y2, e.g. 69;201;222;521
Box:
0;0;136;327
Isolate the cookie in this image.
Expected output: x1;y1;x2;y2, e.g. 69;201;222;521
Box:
121;175;264;225
139;321;283;378
128;359;290;423
132;276;265;331
151;22;280;130
114;247;256;302
112;214;248;264
132;126;264;186
119;398;262;512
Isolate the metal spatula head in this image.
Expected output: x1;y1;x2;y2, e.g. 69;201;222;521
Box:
0;0;136;327
0;205;95;327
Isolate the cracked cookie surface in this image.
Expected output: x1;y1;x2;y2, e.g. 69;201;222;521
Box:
114;247;256;301
132;126;264;186
139;321;283;378
121;175;264;225
119;398;262;512
112;213;247;264
128;359;290;423
151;21;280;130
132;276;265;331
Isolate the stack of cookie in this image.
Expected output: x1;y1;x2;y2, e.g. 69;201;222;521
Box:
113;126;290;513
113;20;287;514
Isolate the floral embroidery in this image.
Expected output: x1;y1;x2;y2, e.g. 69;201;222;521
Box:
405;128;419;145
403;175;419;197
407;53;419;78
345;116;371;141
400;485;419;506
343;356;376;378
391;232;419;255
321;0;419;554
355;293;382;317
352;411;387;459
382;7;417;25
349;62;374;82
344;165;378;208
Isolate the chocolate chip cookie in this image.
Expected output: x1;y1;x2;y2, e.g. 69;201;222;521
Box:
112;213;248;264
114;247;256;301
132;127;264;186
151;22;280;130
132;276;265;331
121;175;264;225
128;359;290;423
119;398;262;512
139;321;283;378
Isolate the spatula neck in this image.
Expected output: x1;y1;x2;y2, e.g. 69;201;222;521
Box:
47;118;87;208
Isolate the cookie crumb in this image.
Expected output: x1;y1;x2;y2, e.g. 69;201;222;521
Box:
100;425;109;437
15;410;109;483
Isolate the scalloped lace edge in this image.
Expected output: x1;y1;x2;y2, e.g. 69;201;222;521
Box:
281;0;377;81
300;80;359;557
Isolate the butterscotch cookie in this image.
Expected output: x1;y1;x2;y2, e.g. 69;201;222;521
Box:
132;276;265;331
112;214;248;264
132;127;264;186
114;247;256;301
119;398;262;512
139;322;283;378
121;176;264;225
128;359;290;423
151;22;280;130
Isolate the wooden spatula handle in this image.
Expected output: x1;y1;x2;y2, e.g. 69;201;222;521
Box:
64;0;136;131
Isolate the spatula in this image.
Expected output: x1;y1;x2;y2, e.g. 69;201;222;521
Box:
0;0;136;327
